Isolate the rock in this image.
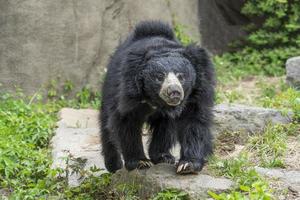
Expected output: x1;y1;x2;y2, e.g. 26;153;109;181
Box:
213;104;293;135
255;167;300;195
286;56;300;89
0;0;199;95
111;164;234;199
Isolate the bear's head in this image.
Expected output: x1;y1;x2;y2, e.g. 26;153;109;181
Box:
142;54;196;108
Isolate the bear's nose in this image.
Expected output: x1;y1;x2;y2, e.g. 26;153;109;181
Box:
167;85;182;100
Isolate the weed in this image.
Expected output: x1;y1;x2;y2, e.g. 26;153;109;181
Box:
247;123;299;168
208;154;273;200
260;87;300;121
173;23;194;46
152;188;189;200
64;80;74;93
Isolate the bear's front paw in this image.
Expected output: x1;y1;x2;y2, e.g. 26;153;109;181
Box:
125;159;153;171
151;153;175;165
176;159;204;175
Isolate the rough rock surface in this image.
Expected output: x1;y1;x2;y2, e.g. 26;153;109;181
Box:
286;56;300;88
111;164;234;199
255;167;300;196
0;0;199;95
212;104;292;135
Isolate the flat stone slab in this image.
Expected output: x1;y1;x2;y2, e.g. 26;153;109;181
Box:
111;164;233;199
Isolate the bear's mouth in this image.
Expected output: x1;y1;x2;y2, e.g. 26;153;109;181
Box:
165;99;182;106
167;102;181;106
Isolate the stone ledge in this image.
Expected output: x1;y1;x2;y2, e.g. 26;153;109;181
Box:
111;164;234;199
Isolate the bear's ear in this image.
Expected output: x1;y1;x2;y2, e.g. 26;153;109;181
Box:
118;49;146;114
183;44;215;87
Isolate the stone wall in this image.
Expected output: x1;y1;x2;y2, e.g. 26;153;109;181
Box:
0;0;200;95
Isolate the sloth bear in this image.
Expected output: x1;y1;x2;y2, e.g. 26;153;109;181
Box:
100;21;215;174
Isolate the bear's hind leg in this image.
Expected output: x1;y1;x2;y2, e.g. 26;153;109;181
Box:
101;129;123;173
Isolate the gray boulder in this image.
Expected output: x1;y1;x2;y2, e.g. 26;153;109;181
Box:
286;56;300;89
213;104;293;135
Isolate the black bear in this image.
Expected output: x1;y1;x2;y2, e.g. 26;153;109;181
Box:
100;21;215;174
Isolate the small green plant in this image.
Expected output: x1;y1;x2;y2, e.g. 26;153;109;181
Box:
152;188;189;200
48;79;58;98
75;86;101;109
225;91;244;103
258;83;277;99
174;24;194;46
64;80;74;93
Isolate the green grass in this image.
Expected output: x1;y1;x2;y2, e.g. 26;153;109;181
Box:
247;124;295;168
152;188;189;200
208;154;273;200
260;87;300;122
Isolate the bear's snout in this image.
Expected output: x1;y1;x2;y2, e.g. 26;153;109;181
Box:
159;72;184;106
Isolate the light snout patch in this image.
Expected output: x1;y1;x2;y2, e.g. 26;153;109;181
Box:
159;72;184;106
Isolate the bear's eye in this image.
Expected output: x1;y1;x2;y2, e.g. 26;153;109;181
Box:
176;73;185;81
155;73;165;82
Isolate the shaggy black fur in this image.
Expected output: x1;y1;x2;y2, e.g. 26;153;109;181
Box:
100;21;215;174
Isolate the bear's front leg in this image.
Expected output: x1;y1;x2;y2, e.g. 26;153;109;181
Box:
148;115;176;165
116;116;152;171
176;119;213;174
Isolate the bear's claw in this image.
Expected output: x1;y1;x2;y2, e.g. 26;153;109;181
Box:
137;159;153;169
176;161;199;175
151;153;175;165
